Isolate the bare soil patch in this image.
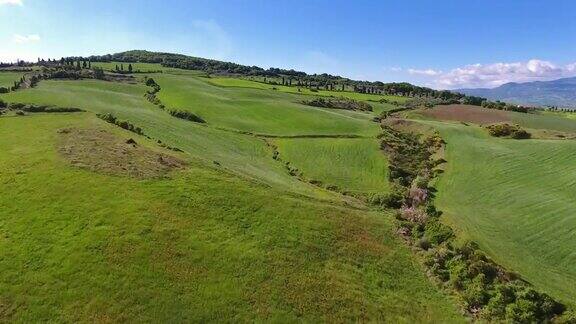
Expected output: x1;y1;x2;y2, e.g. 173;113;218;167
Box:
420;104;510;125
57;128;186;179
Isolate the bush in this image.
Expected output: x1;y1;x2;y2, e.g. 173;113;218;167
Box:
9;103;25;109
145;77;157;87
0;87;9;93
368;186;405;208
511;129;531;139
96;113;144;135
486;123;531;139
424;219;454;245
0;99;6;108
168;110;206;123
93;67;105;80
302;97;373;111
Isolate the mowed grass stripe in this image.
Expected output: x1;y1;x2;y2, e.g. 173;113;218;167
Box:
274;138;390;195
427;120;576;304
154;73;380;136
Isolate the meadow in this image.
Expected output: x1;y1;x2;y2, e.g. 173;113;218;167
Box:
154;73;381;136
422;119;576;305
208;76;404;114
0;104;463;321
274;138;390;195
1;79;330;198
0;71;24;87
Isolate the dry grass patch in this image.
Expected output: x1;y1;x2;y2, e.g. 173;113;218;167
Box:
57;128;185;179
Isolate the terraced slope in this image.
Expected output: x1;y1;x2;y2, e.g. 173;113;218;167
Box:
428;120;576;304
0;109;463;322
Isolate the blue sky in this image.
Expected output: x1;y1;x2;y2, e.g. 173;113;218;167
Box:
1;0;576;89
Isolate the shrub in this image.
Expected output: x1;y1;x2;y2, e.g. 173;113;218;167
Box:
302;97;373;111
96;113;143;135
0;99;6;108
9;102;25;109
93;67;105;80
145;77;157;87
0;87;9;93
399;206;428;224
424;219;454;245
511;129;531;139
168;110;206;123
463;274;490;309
417;237;431;250
486;123;531;139
368;185;405;208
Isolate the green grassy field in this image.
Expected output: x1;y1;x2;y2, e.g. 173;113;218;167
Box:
0;112;463;322
275;138;390;195
512;111;576;133
208;76;408;103
0;71;25;87
0;79;332;198
155;74;380;136
90;61;164;72
425;120;576;305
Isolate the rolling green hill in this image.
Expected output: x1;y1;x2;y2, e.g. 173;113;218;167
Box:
3;56;575;321
422;119;576;305
0;91;463;321
154;73;380;136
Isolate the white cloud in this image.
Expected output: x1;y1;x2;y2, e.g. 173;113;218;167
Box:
408;68;442;76
409;59;576;89
13;34;40;44
0;0;22;5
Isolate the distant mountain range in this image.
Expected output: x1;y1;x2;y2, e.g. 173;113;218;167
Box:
457;77;576;108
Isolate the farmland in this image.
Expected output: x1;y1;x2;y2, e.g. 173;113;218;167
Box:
1;56;575;321
274;138;390;196
0;68;466;321
413;112;576;305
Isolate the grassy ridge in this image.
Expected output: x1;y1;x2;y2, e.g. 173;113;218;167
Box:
0;113;463;322
155;74;380;136
275;138;390;195
429;120;576;304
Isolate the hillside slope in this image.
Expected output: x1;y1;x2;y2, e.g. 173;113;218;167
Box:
424;119;576;304
0;68;464;321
